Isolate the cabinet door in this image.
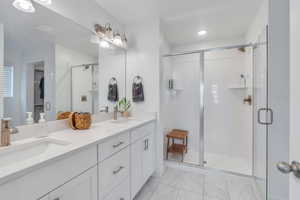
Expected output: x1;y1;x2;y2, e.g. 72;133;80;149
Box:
47;166;97;200
130;140;144;198
142;133;155;183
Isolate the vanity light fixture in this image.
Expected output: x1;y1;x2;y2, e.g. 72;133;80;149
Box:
113;33;123;46
13;0;35;13
198;30;208;36
94;23;128;49
34;0;52;5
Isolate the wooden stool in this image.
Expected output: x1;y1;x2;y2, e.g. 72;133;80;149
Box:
166;129;188;162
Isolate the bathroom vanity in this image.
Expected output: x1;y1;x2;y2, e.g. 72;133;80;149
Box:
0;117;156;200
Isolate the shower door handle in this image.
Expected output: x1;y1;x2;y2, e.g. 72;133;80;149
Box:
258;108;274;125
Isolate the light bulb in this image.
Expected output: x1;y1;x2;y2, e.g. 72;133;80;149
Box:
113;33;123;46
13;0;35;13
99;40;110;48
34;0;52;5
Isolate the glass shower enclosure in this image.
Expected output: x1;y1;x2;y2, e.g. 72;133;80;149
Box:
162;28;268;199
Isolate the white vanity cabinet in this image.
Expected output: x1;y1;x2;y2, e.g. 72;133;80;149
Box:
130;123;155;199
43;166;98;200
0;120;156;200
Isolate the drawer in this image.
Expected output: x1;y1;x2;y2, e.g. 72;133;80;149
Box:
0;145;97;200
99;147;130;199
104;178;130;200
131;122;155;143
99;131;130;161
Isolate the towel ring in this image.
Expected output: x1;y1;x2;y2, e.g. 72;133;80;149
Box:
109;77;117;84
133;75;143;84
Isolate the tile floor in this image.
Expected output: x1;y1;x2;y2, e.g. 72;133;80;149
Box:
167;151;252;176
134;167;262;200
204;153;252;176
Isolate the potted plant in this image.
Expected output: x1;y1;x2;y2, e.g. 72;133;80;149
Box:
117;97;131;118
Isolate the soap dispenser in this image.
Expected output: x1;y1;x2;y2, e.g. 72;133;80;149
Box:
1;118;11;146
26;112;34;125
39;113;46;123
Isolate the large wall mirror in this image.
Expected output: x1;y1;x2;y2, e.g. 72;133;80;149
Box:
0;1;127;126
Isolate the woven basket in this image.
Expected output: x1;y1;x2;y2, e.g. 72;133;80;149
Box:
69;112;92;130
57;112;72;120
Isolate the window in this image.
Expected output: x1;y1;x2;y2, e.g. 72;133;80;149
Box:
0;66;14;97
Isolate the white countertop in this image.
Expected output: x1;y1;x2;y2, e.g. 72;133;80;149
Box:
0;115;156;185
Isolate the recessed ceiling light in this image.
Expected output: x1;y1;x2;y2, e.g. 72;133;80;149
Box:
198;30;208;36
34;0;52;5
13;0;35;13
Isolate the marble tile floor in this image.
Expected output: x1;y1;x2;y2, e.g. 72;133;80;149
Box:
134;167;262;200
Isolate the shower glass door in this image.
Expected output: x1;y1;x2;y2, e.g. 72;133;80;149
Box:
203;47;253;176
252;27;268;200
162;53;203;165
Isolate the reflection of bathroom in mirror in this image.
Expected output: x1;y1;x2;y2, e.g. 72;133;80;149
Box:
0;1;127;126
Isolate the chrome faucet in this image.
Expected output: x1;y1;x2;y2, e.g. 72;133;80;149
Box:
113;105;118;120
1;118;18;147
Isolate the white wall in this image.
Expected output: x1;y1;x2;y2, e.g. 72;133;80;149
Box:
98;48;126;110
55;44;97;113
125;18;162;174
268;0;290;199
246;0;269;43
290;0;300;199
125;19;160;114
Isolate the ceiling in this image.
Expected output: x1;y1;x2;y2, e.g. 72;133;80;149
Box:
94;0;263;46
0;1;98;58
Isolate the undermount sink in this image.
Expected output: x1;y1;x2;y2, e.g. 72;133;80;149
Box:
110;118;136;124
0;138;70;168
